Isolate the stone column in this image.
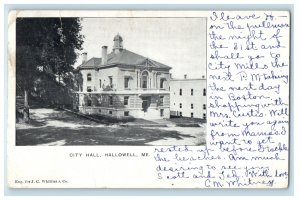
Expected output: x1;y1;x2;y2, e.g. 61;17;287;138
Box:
148;74;150;89
150;72;152;89
137;70;140;89
151;72;154;88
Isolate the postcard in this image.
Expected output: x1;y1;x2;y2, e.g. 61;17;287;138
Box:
7;10;290;188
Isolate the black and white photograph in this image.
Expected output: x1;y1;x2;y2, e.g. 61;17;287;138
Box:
7;9;291;191
15;17;207;146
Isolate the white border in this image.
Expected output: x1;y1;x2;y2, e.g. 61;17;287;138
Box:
1;1;299;200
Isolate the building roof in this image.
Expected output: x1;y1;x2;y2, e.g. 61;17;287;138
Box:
78;49;171;70
79;57;102;68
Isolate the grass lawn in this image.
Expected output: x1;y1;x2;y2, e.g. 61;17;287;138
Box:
88;114;159;125
16;126;196;146
167;117;204;124
16;108;203;146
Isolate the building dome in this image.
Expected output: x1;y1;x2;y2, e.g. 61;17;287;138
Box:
113;34;123;41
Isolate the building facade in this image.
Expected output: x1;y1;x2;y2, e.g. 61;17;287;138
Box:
75;34;172;119
170;77;206;120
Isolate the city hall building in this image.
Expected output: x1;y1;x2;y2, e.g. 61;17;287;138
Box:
169;75;207;120
74;34;172;119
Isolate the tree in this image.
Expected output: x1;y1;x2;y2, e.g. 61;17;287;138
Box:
16;17;84;121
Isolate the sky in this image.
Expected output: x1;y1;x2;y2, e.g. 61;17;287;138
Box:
74;17;206;79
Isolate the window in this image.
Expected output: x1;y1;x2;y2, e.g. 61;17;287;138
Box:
87;99;92;106
124;111;129;116
109;110;113;115
179;89;182;96
179;103;182;108
203;88;206;96
99;79;102;88
180;112;182;117
203;113;206;119
142;71;148;89
191;112;194;118
160;79;165;89
97;96;102;104
109;76;113;88
124;96;129;105
124;77;130;88
191;104;194;109
203;104;206;110
87;86;92;92
109;96;113;106
191;89;194;96
160;109;164;117
159;96;164;106
99;109;101;113
87;73;92;81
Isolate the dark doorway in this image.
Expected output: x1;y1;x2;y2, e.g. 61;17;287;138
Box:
160;109;164;117
141;96;151;112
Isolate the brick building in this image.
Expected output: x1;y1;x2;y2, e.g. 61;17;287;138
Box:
74;34;172;119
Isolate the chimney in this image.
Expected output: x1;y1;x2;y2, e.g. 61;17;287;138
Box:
82;52;87;63
184;74;187;79
101;46;108;65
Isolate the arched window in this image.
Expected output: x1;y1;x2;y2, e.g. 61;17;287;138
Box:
142;71;149;89
87;73;92;81
160;79;165;89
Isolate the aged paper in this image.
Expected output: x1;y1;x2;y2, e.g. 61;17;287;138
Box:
7;10;290;188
